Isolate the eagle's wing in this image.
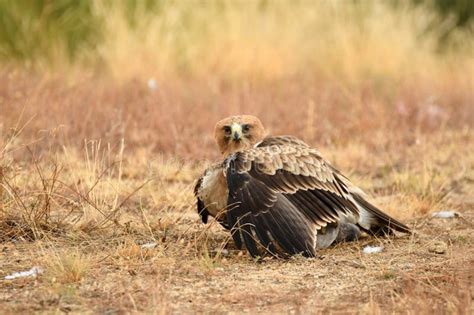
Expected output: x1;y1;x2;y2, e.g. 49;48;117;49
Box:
194;176;209;224
194;162;230;229
225;136;409;257
256;135;310;148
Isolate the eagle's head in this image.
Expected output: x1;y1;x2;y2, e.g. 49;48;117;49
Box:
214;115;265;156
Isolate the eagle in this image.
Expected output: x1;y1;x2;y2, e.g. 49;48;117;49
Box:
194;115;410;258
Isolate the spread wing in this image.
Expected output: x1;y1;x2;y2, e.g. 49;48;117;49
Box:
225;136;360;257
225;136;410;258
194;176;209;224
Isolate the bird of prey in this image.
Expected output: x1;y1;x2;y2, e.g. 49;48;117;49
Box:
194;115;410;258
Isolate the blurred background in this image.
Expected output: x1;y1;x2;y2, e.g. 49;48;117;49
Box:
1;2;473;313
0;0;472;158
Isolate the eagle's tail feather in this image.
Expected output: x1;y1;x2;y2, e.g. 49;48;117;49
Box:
353;193;411;235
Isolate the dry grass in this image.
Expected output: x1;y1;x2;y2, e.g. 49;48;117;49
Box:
45;251;90;284
0;72;472;312
92;1;473;83
1;1;473;313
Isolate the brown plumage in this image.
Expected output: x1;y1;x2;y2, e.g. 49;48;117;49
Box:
195;115;411;258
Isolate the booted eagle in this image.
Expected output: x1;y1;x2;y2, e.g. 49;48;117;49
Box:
194;115;410;258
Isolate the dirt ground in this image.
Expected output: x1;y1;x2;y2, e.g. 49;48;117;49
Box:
0;209;472;314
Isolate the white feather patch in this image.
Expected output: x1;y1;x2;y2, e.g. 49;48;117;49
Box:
346;195;375;230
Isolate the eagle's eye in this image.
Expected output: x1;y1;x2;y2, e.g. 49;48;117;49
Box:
223;126;231;135
242;124;251;133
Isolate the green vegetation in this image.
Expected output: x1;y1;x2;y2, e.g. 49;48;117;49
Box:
0;0;100;63
0;0;471;72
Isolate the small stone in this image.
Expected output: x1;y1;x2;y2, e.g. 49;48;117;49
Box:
141;242;157;249
428;241;447;254
363;245;384;254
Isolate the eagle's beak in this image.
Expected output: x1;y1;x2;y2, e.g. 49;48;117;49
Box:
231;123;242;141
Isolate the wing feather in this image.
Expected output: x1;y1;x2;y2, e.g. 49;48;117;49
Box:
226;168;317;257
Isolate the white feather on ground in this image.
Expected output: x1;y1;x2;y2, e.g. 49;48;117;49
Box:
363;246;384;254
431;211;459;218
5;267;43;280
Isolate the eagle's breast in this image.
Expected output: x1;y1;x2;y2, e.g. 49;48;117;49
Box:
197;165;228;221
